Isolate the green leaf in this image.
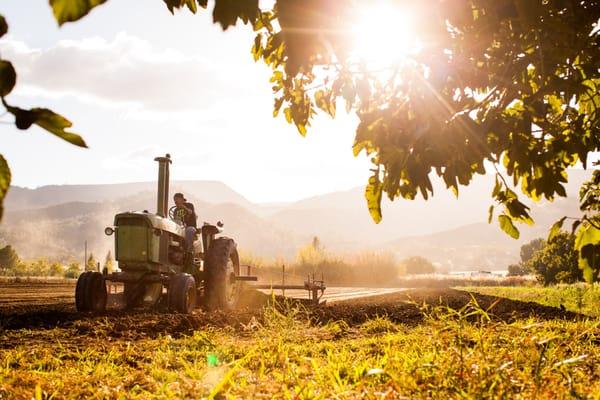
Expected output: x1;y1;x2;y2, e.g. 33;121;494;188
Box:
30;108;87;148
548;216;567;242
252;33;263;61
353;119;376;157
296;123;307;137
365;174;382;224
314;89;335;117
314;89;325;107
273;97;284;117
284;107;292;124
574;221;600;251
450;185;459;198
579;242;599;283
185;0;198;13
498;214;520;239
0;15;8;38
0;60;16;97
269;70;283;83
163;0;179;13
487;205;494;224
574;222;600;283
163;0;200;13
492;175;502;197
571;219;582;234
0;154;11;221
11;107;36;130
213;0;259;30
6;104;87;147
49;0;107;26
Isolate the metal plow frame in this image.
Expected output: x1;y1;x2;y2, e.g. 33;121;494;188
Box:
241;265;326;305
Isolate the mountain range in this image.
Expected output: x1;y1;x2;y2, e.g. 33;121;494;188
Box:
0;169;595;271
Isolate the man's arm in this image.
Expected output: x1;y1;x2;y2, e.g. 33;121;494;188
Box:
184;202;196;216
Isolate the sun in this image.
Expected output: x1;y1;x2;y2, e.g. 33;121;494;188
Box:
351;2;421;67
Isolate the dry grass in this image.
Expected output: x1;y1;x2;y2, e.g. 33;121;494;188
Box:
1;296;599;399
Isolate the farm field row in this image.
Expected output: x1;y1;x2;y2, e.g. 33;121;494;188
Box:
0;281;407;314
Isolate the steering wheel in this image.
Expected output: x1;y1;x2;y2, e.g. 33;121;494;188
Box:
168;205;185;223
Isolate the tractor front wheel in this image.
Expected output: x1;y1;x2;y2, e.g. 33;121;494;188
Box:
168;273;196;314
75;271;107;312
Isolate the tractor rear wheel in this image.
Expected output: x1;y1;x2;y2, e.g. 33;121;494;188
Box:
75;271;107;312
168;273;196;314
204;237;240;311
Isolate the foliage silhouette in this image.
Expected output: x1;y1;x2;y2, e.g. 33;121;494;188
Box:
0;244;19;270
402;255;436;275
527;232;585;285
0;1;598;272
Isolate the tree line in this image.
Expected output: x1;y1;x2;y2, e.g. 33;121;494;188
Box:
242;236;437;286
0;245;114;278
508;232;599;285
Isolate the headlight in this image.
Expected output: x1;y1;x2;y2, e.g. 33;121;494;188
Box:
104;227;115;236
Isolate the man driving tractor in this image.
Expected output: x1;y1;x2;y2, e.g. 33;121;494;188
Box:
173;192;197;254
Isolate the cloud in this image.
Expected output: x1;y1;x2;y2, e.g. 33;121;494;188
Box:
1;33;257;113
101;146;213;171
101;146;161;171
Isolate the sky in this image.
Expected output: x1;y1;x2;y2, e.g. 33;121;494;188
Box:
0;0;371;203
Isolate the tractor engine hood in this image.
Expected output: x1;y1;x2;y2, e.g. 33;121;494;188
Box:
114;211;185;237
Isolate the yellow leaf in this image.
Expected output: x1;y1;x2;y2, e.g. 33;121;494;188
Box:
49;0;107;26
365;175;382;224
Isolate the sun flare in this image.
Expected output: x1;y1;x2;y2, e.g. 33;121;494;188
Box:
352;2;421;67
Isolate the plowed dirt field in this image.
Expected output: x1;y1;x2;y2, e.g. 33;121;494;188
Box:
0;281;581;341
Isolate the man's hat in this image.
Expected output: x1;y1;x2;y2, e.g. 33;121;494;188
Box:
174;192;186;201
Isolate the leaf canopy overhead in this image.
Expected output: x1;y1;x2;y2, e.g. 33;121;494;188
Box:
0;1;598;277
250;0;600;229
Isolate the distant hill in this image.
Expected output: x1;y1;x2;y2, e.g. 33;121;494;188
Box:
386;222;519;270
0;190;304;261
1;169;595;269
385;219;557;271
270;170;592;249
5;180;256;212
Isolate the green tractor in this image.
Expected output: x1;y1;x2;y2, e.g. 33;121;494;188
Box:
75;154;253;314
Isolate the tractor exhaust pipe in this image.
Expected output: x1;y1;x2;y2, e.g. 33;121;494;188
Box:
154;154;172;217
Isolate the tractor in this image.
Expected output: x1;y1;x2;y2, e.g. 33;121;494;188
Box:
75;154;253;314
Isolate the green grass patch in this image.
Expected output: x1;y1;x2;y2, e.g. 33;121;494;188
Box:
461;284;600;317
